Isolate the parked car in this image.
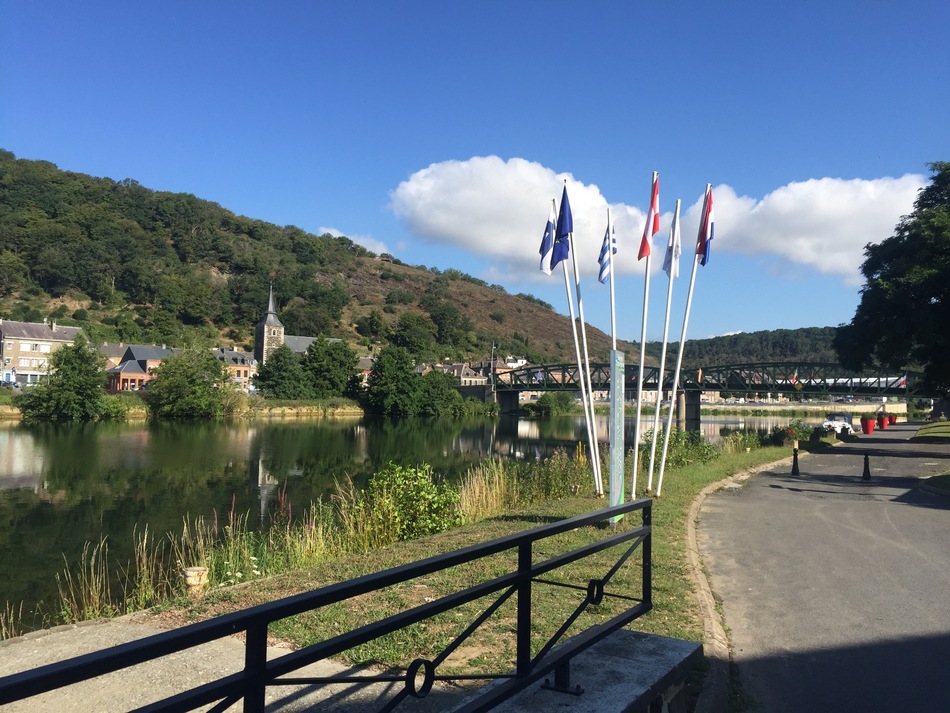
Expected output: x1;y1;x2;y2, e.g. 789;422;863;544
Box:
822;412;854;435
0;381;20;390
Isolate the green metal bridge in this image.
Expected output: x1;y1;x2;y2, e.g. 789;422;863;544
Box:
494;361;921;398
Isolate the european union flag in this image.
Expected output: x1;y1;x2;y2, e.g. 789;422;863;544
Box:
551;184;572;270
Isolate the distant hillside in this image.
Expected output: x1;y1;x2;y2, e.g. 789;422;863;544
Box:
647;327;840;368
0;150;631;364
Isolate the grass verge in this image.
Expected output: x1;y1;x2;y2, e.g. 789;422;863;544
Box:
143;445;795;676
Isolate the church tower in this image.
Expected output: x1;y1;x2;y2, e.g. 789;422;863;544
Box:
254;286;284;365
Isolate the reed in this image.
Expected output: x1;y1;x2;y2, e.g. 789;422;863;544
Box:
55;538;116;622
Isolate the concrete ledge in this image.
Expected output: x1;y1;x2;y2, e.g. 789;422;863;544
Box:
450;630;701;713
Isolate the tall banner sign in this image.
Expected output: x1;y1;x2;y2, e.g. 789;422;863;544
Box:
609;349;625;521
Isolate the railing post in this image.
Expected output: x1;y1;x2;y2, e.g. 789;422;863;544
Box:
243;622;268;713
643;502;652;609
516;541;532;677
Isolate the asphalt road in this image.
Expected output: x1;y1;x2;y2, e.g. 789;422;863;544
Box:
697;423;950;712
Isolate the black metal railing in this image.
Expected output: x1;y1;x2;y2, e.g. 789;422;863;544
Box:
0;499;652;712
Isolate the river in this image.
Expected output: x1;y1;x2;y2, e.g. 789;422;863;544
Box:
0;412;814;626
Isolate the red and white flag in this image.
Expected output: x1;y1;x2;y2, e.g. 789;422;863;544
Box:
639;172;659;260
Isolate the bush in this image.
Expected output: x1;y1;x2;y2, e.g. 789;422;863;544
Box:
367;463;461;542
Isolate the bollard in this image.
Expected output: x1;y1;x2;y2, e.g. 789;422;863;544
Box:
791;439;800;475
862;453;871;481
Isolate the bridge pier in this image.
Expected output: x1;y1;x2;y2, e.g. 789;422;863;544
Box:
497;391;520;414
677;390;702;433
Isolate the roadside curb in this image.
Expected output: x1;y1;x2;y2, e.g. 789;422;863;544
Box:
688;454;797;713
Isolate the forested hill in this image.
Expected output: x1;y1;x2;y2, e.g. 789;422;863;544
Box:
0;150;843;367
0;150;630;363
647;327;840;368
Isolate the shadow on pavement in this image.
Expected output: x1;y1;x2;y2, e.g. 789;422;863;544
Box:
734;631;950;713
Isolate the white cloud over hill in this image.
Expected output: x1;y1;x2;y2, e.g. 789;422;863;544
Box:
389;156;924;286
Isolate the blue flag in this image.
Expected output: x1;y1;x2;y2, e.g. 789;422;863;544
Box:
551;184;572;269
597;210;616;284
539;201;556;275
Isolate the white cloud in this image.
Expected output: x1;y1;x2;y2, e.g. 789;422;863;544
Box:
389;156;925;286
318;226;389;256
708;175;925;285
389;156;651;281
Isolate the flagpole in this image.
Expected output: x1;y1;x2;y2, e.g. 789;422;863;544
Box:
632;254;650;498
561;259;601;495
647;199;681;491
631;171;659;499
656;252;699;497
568;232;604;495
657;185;712;497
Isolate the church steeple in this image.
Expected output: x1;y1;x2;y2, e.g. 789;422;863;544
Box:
254;285;284;364
263;285;282;327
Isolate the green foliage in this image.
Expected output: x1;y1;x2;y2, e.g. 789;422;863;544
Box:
14;334;113;424
388;312;436;357
417;370;464;417
0;250;28;296
525;391;576;417
300;337;357;398
835;162;950;395
763;418;813;445
641;428;718;469
365;346;420;416
144;349;231;419
355;309;385;339
651;326;840;366
252;345;313;399
366;463;461;542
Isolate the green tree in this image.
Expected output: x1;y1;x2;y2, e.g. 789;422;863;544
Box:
355;309;385;339
252;345;313;399
389;312;436;357
300;338;357;398
14;334;109;423
145;349;231;419
0;250;28;296
366;345;420;416
834;162;950;394
417;370;464;417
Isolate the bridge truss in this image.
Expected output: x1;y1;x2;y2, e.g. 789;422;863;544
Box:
494;361;921;397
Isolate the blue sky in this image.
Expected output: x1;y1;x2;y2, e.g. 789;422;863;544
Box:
2;1;948;343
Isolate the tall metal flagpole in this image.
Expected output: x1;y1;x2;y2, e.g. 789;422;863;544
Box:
647;199;681;491
561;260;601;495
569;232;604;495
657;184;713;497
550;183;602;496
631;172;659;499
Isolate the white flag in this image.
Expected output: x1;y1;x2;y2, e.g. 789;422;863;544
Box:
662;199;682;279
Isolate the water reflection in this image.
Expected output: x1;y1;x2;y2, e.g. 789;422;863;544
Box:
0;413;811;620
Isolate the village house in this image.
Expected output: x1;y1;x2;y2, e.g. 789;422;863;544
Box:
211;347;258;392
104;344;176;392
0;319;83;385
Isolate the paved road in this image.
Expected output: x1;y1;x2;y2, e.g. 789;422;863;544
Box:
697;423;950;712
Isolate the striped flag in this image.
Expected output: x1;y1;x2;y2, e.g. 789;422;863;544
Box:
539;200;556;275
597;209;617;284
696;184;715;266
639;172;659;260
662;199;682;279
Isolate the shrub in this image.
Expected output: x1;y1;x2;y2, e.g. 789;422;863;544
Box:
367;463;461;542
